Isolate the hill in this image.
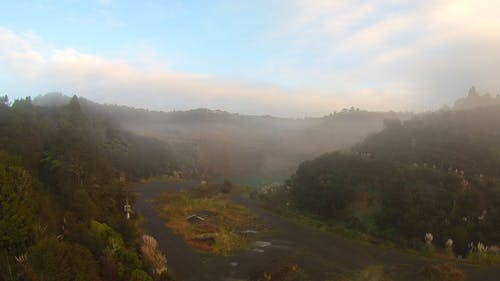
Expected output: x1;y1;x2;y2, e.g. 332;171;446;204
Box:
34;93;411;180
0;95;176;280
290;97;500;256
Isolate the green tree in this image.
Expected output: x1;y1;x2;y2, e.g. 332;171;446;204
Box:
221;179;233;193
28;238;99;281
129;269;154;281
67;95;82;126
0;152;35;253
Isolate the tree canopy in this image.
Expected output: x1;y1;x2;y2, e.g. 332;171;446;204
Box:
290;104;500;255
0;95;177;280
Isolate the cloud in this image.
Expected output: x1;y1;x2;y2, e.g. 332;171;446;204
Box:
338;15;411;52
272;0;500;107
2;1;500;115
0;26;407;117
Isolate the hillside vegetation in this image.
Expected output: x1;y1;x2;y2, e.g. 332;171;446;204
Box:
290;92;500;257
0;95;176;280
34;93;410;179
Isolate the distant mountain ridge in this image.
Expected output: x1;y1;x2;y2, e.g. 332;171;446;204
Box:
33;92;411;179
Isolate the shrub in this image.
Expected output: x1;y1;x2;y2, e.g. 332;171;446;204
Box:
467;242;500;265
420;233;435;257
129;269;154;281
220;179;233;193
445;239;454;257
140;235;167;276
28;238;99;281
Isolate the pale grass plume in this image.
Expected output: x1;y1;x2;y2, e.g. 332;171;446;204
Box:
425;232;433;244
141;234;167;276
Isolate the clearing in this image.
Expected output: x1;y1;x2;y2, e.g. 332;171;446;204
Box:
155;184;261;255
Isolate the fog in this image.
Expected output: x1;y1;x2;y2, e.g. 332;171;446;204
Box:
34;93;411;179
3;2;500;280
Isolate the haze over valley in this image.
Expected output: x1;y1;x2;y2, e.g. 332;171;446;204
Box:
2;1;500;281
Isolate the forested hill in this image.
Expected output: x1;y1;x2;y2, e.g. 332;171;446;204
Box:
453;87;500;110
0;95;176;280
290;99;500;255
34;92;411;179
357;106;500;176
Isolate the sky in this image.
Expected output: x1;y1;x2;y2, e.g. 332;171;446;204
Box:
1;0;500;117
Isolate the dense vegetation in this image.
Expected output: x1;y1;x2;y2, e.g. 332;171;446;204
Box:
33;92;410;179
290;92;500;256
0;95;176;280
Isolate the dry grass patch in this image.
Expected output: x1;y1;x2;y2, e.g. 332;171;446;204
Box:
422;263;465;281
155;185;259;255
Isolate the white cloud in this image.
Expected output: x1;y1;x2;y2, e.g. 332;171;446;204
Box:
338;15;411;52
3;1;500;115
0;26;408;117
273;0;500;108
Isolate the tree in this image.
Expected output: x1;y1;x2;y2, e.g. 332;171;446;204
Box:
468;86;478;97
0;152;37;280
221;179;233;193
12;97;33;114
0;152;35;253
0;92;177;280
67;95;82;126
129;269;154;281
28;238;99;281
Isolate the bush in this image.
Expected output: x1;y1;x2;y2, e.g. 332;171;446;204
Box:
141;235;167;276
28;238;99;281
420;243;436;258
89;220;125;256
129;269;154;281
467;242;500;265
220;179;233;193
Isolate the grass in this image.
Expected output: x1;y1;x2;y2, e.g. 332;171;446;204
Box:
339;265;395;281
248;184;457;260
421;263;465;281
268;203;500;267
155;185;260;255
254;264;310;281
139;174;187;184
254;264;395;281
252;190;401;251
467;251;500;266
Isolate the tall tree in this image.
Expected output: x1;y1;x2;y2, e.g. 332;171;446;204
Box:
67;95;82;126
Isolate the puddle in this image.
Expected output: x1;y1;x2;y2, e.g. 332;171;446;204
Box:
240;230;259;234
254;241;271;248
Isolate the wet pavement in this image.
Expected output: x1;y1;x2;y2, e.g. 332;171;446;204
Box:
135;181;500;281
